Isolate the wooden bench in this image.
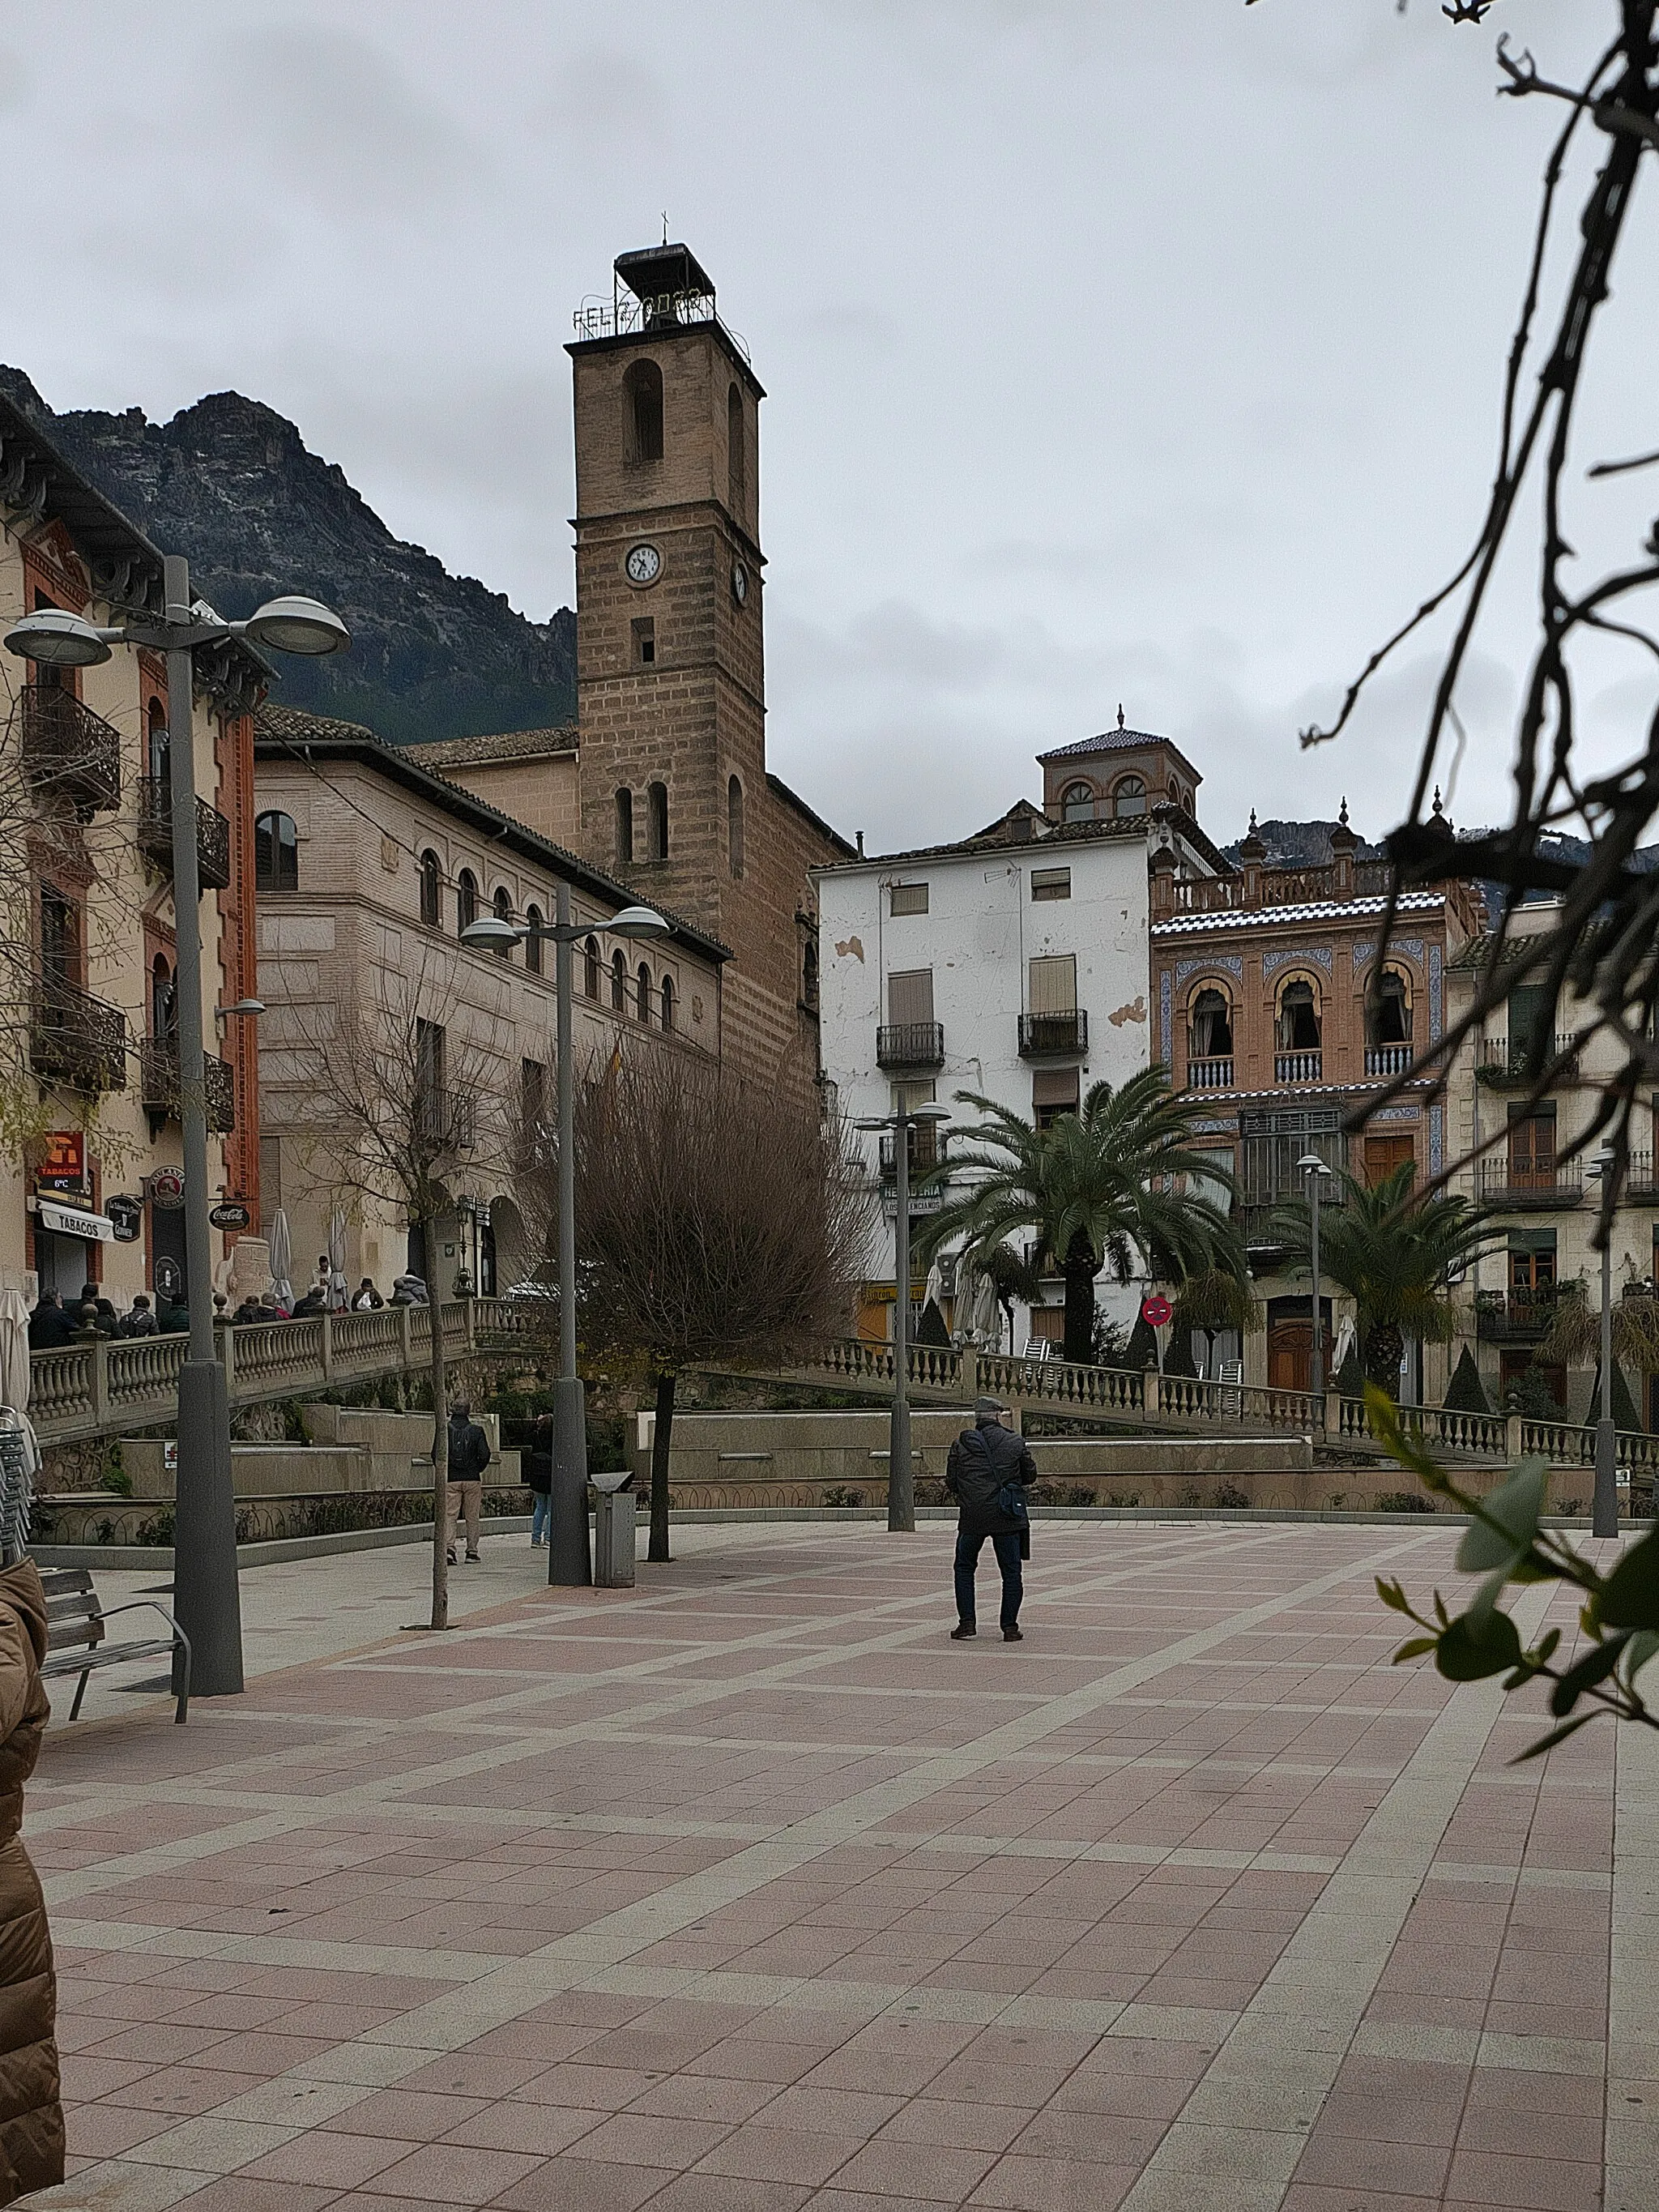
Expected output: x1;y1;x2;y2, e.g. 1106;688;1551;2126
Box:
39;1568;191;1725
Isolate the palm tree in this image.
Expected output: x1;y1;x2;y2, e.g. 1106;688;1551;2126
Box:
916;1066;1243;1365
1270;1160;1499;1395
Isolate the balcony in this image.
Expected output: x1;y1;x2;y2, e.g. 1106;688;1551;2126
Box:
137;779;232;892
1478;1159;1584;1208
1274;1051;1323;1085
139;1040;236;1133
1017;1010;1087;1060
1625;1152;1659;1202
1364;1043;1414;1078
29;980;128;1094
1187;1055;1235;1091
878;1127;946;1179
1476;1034;1580;1088
1475;1287;1576;1342
416;1088;477;1152
876;1021;945;1070
19;687;121;815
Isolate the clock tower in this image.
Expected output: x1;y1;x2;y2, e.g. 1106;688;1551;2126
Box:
568;244;851;1080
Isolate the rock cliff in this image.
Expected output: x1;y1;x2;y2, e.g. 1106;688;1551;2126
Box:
0;367;574;747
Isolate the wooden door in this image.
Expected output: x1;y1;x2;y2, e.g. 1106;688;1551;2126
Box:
1363;1134;1415;1189
1268;1319;1312;1393
1508;1112;1556;1191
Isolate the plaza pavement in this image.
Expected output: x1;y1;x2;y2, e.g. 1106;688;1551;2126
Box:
18;1517;1659;2212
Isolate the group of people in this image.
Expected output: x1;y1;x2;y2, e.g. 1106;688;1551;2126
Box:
28;1262;431;1349
27;1286;175;1348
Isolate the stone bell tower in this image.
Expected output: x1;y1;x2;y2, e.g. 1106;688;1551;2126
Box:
569;244;851;1080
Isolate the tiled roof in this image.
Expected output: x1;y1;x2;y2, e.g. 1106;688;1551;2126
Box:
1151;890;1444;937
406;725;578;769
814;809;1154;875
1039;726;1172;761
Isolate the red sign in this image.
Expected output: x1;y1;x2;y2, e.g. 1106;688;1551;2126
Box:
1141;1294;1173;1329
149;1166;186;1209
38;1132;85;1194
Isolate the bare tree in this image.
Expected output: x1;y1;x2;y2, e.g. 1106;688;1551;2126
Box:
519;1055;874;1562
288;963;508;1629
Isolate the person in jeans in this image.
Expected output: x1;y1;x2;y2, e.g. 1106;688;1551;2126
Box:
945;1396;1038;1642
524;1412;553;1548
445;1400;491;1565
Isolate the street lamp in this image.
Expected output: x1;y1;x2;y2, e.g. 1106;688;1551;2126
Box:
854;1102;951;1532
461;895;668;1585
5;556;348;1697
1296;1152;1333;1399
1588;1144;1620;1539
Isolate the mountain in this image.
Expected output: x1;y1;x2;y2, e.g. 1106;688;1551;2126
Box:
1219;817;1387;868
0;367;575;748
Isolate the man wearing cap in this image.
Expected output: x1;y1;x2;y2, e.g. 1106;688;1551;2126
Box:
945;1396;1038;1642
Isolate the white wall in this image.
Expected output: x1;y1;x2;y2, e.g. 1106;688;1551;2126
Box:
816;835;1152;1343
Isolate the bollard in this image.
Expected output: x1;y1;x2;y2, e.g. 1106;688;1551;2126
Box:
592;1471;636;1588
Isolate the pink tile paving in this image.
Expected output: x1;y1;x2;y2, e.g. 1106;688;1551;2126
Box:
17;1518;1650;2210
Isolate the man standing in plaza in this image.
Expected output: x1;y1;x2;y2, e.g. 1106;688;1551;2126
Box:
945;1396;1037;1642
445;1400;491;1565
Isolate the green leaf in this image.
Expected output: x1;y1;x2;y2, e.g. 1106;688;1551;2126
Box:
1435;1608;1524;1681
1456;1458;1548;1574
1624;1629;1659;1680
1511;1713;1597;1763
1548;1632;1631;1716
1528;1626;1562;1667
1597;1524;1659;1633
1392;1636;1438;1663
1375;1576;1411;1615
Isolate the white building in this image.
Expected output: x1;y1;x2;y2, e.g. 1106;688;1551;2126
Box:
814;724;1227;1348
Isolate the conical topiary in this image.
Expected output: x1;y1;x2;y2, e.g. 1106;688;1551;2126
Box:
1588;1358;1644;1433
1443;1345;1491;1416
1125;1313;1158;1372
1334;1345;1366;1399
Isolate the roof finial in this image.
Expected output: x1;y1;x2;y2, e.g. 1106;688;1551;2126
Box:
662;210;670;246
1339;796;1349;826
1117;702;1125;731
1248;807;1258;833
1431;785;1444;818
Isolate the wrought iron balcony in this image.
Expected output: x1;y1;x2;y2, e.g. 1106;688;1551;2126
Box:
19;687;121;815
1364;1043;1414;1077
878;1127;946;1178
876;1021;945;1070
1474;1287;1576;1341
139;1039;236;1132
137;779;232;892
29;979;128;1094
1625;1152;1659;1202
1274;1050;1323;1085
1017;1010;1088;1059
416;1088;477;1152
1478;1159;1584;1208
1476;1034;1580;1087
1186;1055;1235;1091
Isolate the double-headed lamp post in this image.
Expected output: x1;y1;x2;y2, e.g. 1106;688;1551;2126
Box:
854;1102;950;1533
1296;1151;1334;1399
5;558;348;1696
461;895;668;1585
1589;1144;1620;1539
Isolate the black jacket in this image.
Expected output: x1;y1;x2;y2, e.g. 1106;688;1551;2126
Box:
446;1416;491;1482
945;1420;1038;1535
25;1305;75;1352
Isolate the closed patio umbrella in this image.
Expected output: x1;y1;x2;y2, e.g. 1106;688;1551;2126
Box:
268;1208;294;1310
0;1289;28;1414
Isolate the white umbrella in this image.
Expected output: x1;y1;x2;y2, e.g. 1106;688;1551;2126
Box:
268;1207;294;1309
0;1289;28;1414
326;1204;349;1310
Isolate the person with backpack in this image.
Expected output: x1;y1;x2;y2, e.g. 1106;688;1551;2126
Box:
120;1295;157;1339
524;1411;553;1548
945;1395;1038;1642
444;1400;491;1565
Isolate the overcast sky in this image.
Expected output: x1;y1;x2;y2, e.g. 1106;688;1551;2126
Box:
2;0;1653;855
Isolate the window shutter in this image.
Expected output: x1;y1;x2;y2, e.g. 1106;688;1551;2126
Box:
887;968;934;1025
1031;1067;1079;1108
1028;954;1077;1014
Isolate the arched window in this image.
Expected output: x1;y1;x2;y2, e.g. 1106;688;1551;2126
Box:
615;788;633;867
525;904;544;976
254;810;298;894
636;961;652;1023
147;697;169;786
456;869;478;936
491;886;514;955
151;954;175;1040
1277;979;1321;1052
727;775;744;878
624;359;664;464
583;936;600;998
727;382;745;511
660;973;675;1032
611;950;628;1011
1060;781;1094;824
1189;988;1233;1061
419;849;441;927
1112;775;1147;818
646;780;669;861
802;937;820;1013
1369;967;1413;1045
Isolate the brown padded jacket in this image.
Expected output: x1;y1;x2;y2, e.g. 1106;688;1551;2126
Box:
0;1561;63;2201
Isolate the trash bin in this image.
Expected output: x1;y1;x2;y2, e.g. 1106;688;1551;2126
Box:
592;1471;636;1587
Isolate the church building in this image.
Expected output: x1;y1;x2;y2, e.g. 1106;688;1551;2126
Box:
420;244;853;1086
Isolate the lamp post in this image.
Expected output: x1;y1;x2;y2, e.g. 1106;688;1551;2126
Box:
6;562;348;1696
854;1102;950;1532
461;895;668;1584
1589;1144;1619;1539
1296;1151;1333;1399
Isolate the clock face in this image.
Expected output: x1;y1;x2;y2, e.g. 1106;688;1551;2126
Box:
731;561;749;607
625;543;662;587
